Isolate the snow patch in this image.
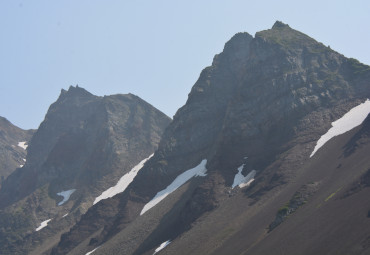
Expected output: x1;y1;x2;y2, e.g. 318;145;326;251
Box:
153;240;171;254
17;141;28;150
35;219;52;231
232;165;256;188
141;159;207;215
62;213;69;218
19;164;24;168
310;99;370;157
85;246;100;255
93;154;153;205
23;158;26;162
57;189;76;206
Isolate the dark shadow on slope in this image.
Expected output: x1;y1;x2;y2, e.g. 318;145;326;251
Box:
343;113;370;157
268;182;319;232
341;168;370;199
132;176;217;255
51;189;132;255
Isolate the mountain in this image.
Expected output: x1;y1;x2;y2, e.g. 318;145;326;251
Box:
50;22;370;255
0;116;34;186
0;86;171;255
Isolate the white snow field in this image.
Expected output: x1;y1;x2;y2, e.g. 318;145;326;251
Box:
93;154;153;205
141;159;207;215
153;240;171;255
57;189;76;206
310;99;370;157
85;246;100;255
232;164;256;188
20;159;26;167
17;141;28;150
35;219;52;231
20;158;26;167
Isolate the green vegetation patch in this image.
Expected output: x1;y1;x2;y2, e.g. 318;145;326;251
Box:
324;187;342;202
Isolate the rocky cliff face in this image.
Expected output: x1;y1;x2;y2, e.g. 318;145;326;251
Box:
0;86;171;255
0;117;34;186
51;22;370;255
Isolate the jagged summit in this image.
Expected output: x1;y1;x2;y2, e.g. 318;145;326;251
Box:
256;21;320;50
224;32;253;48
272;20;290;29
224;21;291;48
59;85;94;99
67;84;92;94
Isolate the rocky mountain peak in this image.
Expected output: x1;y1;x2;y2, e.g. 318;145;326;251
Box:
272;20;290;29
223;32;253;53
65;85;93;97
0;86;170;205
255;21;321;52
56;85;95;107
0;86;171;254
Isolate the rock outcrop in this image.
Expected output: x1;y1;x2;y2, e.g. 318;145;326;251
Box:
0;117;34;186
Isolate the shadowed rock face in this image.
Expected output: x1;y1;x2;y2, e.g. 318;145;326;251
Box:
0;117;34;185
268;182;320;231
0;86;171;254
51;22;370;255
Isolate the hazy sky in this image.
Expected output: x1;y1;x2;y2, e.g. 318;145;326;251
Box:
1;1;369;129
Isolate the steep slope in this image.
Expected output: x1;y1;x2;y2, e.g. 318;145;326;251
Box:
0;86;171;255
210;113;370;255
53;22;370;255
135;114;370;255
0;117;34;185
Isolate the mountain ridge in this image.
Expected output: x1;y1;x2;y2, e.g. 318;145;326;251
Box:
1;21;370;255
0;86;171;255
50;22;370;255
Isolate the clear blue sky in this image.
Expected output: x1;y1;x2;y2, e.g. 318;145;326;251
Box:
1;0;369;129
